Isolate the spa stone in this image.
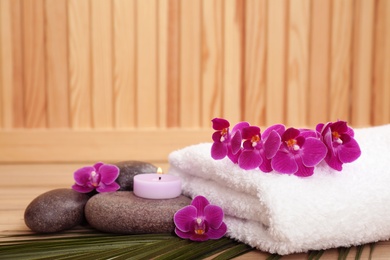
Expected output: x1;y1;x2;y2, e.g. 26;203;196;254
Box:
24;188;90;233
85;191;191;234
114;160;157;191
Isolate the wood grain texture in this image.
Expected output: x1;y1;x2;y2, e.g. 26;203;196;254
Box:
266;0;287;126
286;0;310;127
157;0;168;128
201;0;223;127
351;0;374;127
91;0;113;129
330;0;353;123
45;0;70;128
0;0;13;128
136;0;158;127
166;0;180;127
223;0;243;124
179;0;201;128
0;129;211;163
113;0;136;128
308;0;331;127
243;0;266;126
8;0;24;128
22;0;47;128
373;0;390;125
68;0;92;129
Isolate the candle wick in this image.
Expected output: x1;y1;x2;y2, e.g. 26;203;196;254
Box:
159;177;161;181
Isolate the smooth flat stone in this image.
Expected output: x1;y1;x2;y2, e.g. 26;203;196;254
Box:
24;188;90;233
85;191;191;234
114;161;157;191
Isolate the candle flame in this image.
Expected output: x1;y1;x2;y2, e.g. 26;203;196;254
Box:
157;167;163;174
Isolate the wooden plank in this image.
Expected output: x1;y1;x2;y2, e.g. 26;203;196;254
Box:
351;0;374;127
157;0;168;128
266;0;287;126
201;0;223;127
158;0;180;128
373;0;390;125
45;0;69;128
91;0;113;129
286;0;310;127
136;0;158;127
0;0;13;128
166;0;180;127
243;0;266;126
224;0;244;124
179;0;201;127
23;0;47;128
113;0;136;128
0;129;211;163
9;0;24;128
68;0;92;129
308;0;331;127
330;0;353;123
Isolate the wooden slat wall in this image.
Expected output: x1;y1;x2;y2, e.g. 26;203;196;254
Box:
0;0;389;163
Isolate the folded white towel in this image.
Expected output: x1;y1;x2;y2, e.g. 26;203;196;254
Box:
168;124;390;255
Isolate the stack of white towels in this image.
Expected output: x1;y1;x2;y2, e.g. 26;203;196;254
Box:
168;124;390;255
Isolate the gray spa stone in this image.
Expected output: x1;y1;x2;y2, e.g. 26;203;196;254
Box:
85;191;191;234
114;161;157;191
24;188;90;233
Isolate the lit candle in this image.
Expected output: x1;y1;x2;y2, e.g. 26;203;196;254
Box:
133;168;182;199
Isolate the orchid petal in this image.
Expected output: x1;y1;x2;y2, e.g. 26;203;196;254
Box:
238;150;262;170
242;126;261;140
272;151;298;174
325;153;343;171
262;124;285;139
211;118;229;130
174;205;197;232
99;165;120;184
175;227;192;239
227;149;241;164
73;166;94;185
264;130;281;159
301;138;327;167
189;233;209;241
331;121;348;133
259;150;273;172
204;205;224;229
231;121;250;135
230;131;242;154
337;137;361;163
206;222;227;240
71;184;94;193
93;162;104;171
282;128;300;142
191;196;210;217
295;156;315;177
211;142;228;159
212;131;223;142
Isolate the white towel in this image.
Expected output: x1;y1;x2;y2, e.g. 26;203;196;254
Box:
168;124;390;255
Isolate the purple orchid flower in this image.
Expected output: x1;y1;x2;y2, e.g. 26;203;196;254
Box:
231;124;283;171
271;127;327;177
174;195;227;241
211;118;248;163
72;162;120;193
211;118;231;160
316;121;361;171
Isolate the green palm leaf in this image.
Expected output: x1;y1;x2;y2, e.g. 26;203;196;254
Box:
0;230;378;260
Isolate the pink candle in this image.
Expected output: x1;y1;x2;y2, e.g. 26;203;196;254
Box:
133;169;181;199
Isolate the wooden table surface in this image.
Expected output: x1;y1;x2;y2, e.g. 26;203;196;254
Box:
1;163;389;259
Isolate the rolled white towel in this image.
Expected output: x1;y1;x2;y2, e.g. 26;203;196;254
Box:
168;124;390;255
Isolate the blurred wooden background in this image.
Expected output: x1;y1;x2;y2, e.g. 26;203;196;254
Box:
0;0;389;163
